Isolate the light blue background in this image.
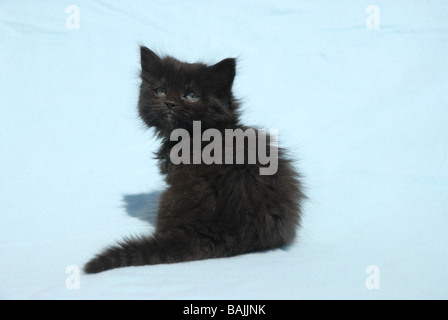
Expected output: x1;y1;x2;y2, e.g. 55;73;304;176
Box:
1;0;447;299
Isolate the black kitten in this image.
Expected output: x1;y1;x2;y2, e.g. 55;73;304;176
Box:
83;47;305;273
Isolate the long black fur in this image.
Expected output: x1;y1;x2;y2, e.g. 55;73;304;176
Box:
83;47;306;273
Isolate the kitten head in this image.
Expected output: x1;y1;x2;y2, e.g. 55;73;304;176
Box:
138;46;239;137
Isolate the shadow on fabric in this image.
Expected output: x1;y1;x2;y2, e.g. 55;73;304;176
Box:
122;190;163;226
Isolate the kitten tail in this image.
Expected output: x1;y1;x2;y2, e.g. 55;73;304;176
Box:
83;233;220;274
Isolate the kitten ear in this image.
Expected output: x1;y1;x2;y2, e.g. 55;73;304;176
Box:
208;58;236;93
140;46;161;72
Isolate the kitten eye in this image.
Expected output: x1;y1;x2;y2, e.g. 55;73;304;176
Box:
184;91;199;102
154;87;166;97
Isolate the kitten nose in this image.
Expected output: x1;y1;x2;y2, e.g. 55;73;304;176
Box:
165;102;177;110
